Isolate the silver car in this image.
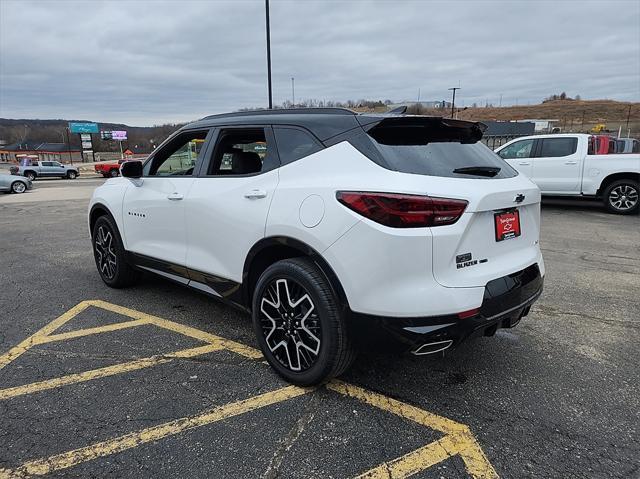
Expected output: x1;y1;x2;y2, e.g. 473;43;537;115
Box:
0;173;33;194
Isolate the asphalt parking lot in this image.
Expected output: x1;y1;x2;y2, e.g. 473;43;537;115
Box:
0;179;638;478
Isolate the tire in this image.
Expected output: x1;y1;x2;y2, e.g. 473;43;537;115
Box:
109;169;119;177
92;215;138;288
11;181;26;194
24;171;36;181
67;171;77;179
252;258;356;386
603;179;639;215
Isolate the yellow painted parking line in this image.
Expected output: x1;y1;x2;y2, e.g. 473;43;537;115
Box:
88;299;263;360
37;318;149;344
0;301;92;370
329;380;498;479
0;344;223;401
0;301;499;478
0;385;311;478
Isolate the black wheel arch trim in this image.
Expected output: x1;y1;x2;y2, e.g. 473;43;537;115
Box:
242;236;350;312
89;203;116;237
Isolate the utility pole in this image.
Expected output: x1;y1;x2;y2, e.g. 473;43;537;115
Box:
626;104;632;129
265;0;273;109
291;77;295;106
65;127;73;165
448;87;461;118
499;93;503;107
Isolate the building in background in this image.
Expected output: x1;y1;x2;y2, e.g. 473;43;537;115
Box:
0;142;83;163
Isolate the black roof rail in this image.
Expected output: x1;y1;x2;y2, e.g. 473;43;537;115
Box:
201;107;356;121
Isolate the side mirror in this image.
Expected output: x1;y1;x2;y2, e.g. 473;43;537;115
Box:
121;160;143;178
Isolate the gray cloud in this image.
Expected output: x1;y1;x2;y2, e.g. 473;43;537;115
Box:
1;0;638;125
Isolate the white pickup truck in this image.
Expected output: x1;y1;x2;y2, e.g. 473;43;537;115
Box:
495;134;640;214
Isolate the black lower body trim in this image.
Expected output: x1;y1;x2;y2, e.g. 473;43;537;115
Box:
125;251;248;311
350;264;544;353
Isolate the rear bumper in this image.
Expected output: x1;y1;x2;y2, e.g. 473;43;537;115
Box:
350;263;543;353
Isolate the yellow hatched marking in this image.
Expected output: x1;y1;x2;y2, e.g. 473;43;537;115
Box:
0;301;92;370
87;299;263;360
37;319;149;344
0;301;499;478
0;344;222;400
0;385;312;478
329;380;498;479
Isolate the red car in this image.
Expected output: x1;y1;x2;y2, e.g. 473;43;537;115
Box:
95;159;131;177
589;135;616;155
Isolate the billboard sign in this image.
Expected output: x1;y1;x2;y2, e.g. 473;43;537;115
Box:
69;122;99;134
100;131;113;140
111;130;127;140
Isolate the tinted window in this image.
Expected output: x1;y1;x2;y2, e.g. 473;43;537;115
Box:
539;138;577;157
498;139;534;159
274;127;322;165
207;128;276;176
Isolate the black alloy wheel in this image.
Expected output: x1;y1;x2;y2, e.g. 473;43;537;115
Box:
252;258;355;386
92;215;138;287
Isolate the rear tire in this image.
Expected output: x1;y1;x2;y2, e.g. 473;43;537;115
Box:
92;215;138;288
603;179;639;215
252;258;355;386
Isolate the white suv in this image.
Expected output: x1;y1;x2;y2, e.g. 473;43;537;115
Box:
89;109;545;385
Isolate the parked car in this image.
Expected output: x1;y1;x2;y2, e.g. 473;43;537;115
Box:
95;159;131;178
0;173;32;194
615;138;640;154
496;134;640;214
10;160;79;181
589;135;616;155
89;108;545;385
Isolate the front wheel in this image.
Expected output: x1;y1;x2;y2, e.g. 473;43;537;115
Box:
92;215;138;288
67;171;77;179
252;258;355;386
11;181;26;193
109;169;119;177
24;171;36;181
603;180;639;215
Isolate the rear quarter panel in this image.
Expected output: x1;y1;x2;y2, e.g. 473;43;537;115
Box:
582;154;640;195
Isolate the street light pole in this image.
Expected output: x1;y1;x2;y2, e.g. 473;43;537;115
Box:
291;77;295;106
265;0;273;109
448;87;461;118
65;127;73;165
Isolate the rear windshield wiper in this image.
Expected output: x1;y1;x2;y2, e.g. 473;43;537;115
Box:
453;166;501;177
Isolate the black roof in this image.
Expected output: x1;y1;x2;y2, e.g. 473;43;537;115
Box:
187;108;486;143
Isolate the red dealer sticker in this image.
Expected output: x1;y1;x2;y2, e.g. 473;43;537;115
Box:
494;209;521;242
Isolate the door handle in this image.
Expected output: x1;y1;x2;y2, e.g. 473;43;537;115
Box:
518;162;531;166
244;189;267;199
167;192;184;201
564;161;578;165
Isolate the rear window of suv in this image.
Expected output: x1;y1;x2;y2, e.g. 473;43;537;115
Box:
364;119;518;179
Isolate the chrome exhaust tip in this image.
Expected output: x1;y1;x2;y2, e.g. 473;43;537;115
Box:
411;340;453;356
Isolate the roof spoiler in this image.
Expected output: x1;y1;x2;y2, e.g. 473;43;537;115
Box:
358;115;487;143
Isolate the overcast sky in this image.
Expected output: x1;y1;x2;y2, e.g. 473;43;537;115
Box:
1;0;638;126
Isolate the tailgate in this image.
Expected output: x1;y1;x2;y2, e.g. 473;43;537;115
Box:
431;178;542;288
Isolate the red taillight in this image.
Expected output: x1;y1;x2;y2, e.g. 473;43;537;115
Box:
457;308;480;319
336;191;467;228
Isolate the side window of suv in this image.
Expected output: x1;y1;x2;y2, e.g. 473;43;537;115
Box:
273;127;323;165
146;130;208;177
207;128;277;176
498;139;534;159
538;138;577;158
